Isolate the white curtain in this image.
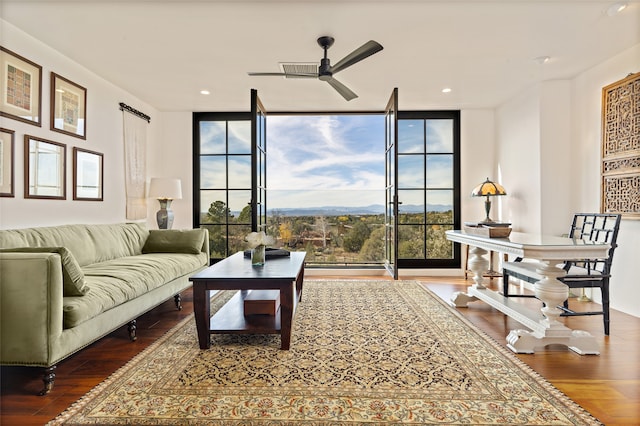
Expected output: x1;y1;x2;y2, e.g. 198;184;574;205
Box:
122;111;147;220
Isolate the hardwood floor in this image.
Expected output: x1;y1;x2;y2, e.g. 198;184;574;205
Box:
1;276;638;425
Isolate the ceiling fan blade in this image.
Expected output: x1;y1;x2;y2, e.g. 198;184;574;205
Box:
326;77;358;101
331;40;383;74
248;72;317;78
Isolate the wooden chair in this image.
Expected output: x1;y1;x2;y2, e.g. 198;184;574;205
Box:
501;213;621;335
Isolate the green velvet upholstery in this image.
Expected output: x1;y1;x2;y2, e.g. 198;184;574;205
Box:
0;222;149;266
0;247;88;296
142;229;206;255
0;223;209;374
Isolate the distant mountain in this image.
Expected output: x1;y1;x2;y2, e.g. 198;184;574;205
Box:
263;204;452;217
268;205;383;217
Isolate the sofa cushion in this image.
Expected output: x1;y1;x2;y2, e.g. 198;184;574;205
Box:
62;252;207;328
0;247;89;296
0;223;149;266
142;229;206;255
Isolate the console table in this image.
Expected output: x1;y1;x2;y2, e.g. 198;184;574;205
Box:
446;230;609;355
189;251;306;350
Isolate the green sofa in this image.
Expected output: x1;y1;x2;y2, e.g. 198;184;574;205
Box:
0;223;209;395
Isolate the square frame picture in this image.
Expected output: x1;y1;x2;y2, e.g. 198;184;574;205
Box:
0;46;42;126
0;128;15;197
51;72;87;139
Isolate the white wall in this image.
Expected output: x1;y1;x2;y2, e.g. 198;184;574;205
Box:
495;87;542;233
146;112;194;230
0;20;160;230
460;109;497;223
570;44;640;317
539;81;572;236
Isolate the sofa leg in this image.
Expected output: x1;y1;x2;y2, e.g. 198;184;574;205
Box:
38;365;56;396
128;320;137;341
174;293;182;310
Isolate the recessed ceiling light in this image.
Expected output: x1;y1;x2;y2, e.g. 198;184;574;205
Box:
607;2;627;16
200;90;210;95
442;88;452;93
533;56;550;65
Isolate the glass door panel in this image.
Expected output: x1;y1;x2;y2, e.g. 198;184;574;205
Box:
384;88;399;279
227;121;251;154
251;89;267;232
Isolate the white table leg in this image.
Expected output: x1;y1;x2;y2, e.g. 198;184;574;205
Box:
506;259;600;355
534;260;570;328
450;246;489;307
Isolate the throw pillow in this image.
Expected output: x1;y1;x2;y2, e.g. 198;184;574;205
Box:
142;229;205;255
0;247;89;296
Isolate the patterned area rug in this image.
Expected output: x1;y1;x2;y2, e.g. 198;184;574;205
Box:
49;280;601;425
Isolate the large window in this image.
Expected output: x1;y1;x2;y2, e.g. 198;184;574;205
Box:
193;111;460;268
397;111;461;268
193;113;252;260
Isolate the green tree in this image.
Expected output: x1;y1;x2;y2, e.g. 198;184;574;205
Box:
343;221;370;253
206;200;231;223
358;226;384;262
238;205;251;223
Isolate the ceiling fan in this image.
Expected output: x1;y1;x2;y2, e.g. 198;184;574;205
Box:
248;36;383;101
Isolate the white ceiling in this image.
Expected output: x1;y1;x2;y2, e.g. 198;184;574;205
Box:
2;0;639;112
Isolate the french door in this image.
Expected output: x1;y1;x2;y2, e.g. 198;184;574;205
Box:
384;88;399;279
251;89;267;232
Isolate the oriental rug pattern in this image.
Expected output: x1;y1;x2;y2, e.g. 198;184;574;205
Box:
49;280;601;425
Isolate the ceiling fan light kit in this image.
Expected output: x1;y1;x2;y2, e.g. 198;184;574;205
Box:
248;36;383;101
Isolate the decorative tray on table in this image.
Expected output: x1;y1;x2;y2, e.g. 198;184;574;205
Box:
463;222;512;238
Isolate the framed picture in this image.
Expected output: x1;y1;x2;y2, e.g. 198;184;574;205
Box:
601;72;640;219
51;72;86;139
0;46;42;126
73;147;103;201
0;128;15;197
24;135;66;200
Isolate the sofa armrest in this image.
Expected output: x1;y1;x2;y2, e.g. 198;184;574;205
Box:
0;252;64;366
200;228;209;258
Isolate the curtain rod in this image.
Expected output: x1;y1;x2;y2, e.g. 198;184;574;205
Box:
119;102;151;123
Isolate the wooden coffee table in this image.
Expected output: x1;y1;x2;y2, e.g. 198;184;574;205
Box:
189;251;306;350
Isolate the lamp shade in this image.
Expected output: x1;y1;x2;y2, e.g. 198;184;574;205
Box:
148;178;182;199
471;178;506;197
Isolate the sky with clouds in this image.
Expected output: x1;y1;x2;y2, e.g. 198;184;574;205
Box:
199;115;455;211
267;114;385;208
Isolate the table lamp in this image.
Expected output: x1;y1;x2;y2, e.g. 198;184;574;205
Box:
148;178;182;229
471;177;506;224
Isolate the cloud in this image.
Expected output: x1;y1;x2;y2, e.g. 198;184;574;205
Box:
267;115;385;192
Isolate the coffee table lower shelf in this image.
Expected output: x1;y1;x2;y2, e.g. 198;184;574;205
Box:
209;291;282;334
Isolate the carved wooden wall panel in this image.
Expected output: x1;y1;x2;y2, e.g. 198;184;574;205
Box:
601;72;640;219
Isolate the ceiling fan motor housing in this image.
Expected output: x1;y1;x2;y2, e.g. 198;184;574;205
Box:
319;58;332;80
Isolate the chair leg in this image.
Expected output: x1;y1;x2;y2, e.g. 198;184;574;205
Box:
602;284;610;335
502;270;510;296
